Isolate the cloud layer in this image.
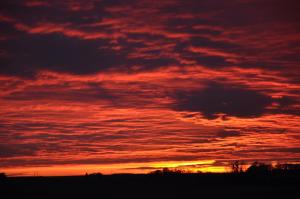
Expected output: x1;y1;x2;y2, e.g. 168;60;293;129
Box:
0;0;300;175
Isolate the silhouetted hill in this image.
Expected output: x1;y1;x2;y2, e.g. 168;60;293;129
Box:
1;171;299;199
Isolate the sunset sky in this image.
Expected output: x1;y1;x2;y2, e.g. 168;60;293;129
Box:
1;0;300;176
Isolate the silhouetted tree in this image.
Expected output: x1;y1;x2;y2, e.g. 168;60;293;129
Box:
230;160;244;173
149;168;185;175
277;163;300;170
149;169;163;175
163;168;171;174
85;172;103;179
246;162;272;174
273;163;300;174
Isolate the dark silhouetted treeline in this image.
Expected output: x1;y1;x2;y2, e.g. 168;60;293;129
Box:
229;161;300;174
0;173;6;181
1;162;300;199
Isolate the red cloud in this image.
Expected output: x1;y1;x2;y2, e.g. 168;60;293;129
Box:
0;0;299;175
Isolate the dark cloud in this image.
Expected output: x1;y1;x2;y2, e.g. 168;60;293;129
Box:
172;37;240;68
5;83;115;102
0;21;20;37
216;129;242;138
165;0;300;26
188;37;239;50
243;127;287;134
272;96;300;116
128;57;179;70
0;29;179;77
183;52;233;68
237;147;300;154
173;82;273;119
0;143;38;157
0;154;203;167
1;0;299;77
0;0;105;25
0;33;126;77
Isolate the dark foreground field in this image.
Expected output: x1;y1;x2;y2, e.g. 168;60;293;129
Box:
1;172;300;199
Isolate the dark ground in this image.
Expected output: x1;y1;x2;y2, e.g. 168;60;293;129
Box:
1;172;299;199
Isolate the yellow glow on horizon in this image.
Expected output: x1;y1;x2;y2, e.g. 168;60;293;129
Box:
1;160;223;176
149;160;215;168
194;166;227;173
